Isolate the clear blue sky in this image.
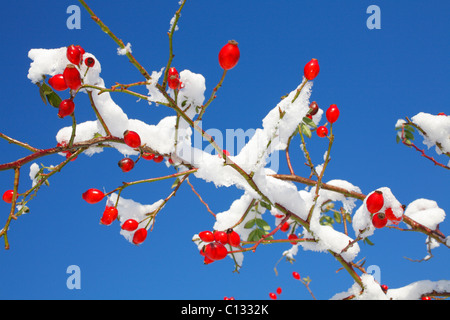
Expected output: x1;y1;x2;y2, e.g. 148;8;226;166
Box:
0;0;448;300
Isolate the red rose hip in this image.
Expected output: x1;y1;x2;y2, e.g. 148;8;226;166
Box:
316;126;328;138
48;74;68;91
122;219;139;231
82;188;104;204
2;190;14;203
227;230;241;247
58;99;75;118
304;58;320;80
372;212;388;229
218;40;240;70
118;157;135;172
84;57;95;68
63;64;82;91
123;130;141;148
326;104;340;123
133;228;148;245
199;230;215;242
366;191;384;214
67;45;83;65
203;242;228;261
100;206;118;225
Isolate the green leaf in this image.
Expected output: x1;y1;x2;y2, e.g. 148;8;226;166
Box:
46;91;62;109
364;237;374;246
255;218;271;231
404;130;415;141
302;116;317;128
334;211;341;223
260;201;272;211
37;83;47;105
300;123;312;139
247;228;264;242
244;219;256;229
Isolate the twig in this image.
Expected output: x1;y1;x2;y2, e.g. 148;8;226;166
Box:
186;177;216;218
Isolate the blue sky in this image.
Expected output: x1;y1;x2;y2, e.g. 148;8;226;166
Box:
0;0;449;300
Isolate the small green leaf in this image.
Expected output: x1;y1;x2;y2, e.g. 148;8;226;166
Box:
244;219;256;229
171;177;180;189
248;228;264;242
260;201;272;211
300;123;312;139
255;218;271;231
404;130;415;141
302;116;317;128
364;237;374;246
334;211;341;223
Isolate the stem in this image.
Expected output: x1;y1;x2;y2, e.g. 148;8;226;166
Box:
86;90;111;136
0;133;41;153
162;0;187;89
78;0;152;81
196;69;227;122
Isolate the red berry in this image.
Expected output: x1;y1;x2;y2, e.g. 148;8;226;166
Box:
316;126;328;138
218;40;240;70
293;271;300;280
123;130;141;148
280;221;290;232
203;242;228;261
84;57;95;68
121;219;139;231
63;64;82;91
385;207;402;224
304;58;320;81
437;112;446;116
82;188;104;204
421;296;432;300
132;228;148;245
118;157;135;172
276;287;282;295
153;155;164;163
381;284;389;292
58;99;75;118
227;230;241;247
308;101;319;115
168;67;179;77
67;45;83;65
203;255;215;265
366;191;384;214
75;45;85;56
372;212;388;229
142;152;155;160
326;104;340;123
269;292;277;300
100;206;118;225
214;230;228;245
2;190;14;203
168;75;181;90
288;233;299;245
199;230;215;242
48;74;68;91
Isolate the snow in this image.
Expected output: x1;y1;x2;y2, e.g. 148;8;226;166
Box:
404;198;446;230
117;42;132;56
332;275;450;300
411;112;450;154
29;163;40;187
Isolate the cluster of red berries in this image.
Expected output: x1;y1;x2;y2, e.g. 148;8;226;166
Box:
366;190;403;229
81;187;147;245
269;287;282;300
198;229;240;264
303;59;341;138
48;45;95;119
119;130;165;172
